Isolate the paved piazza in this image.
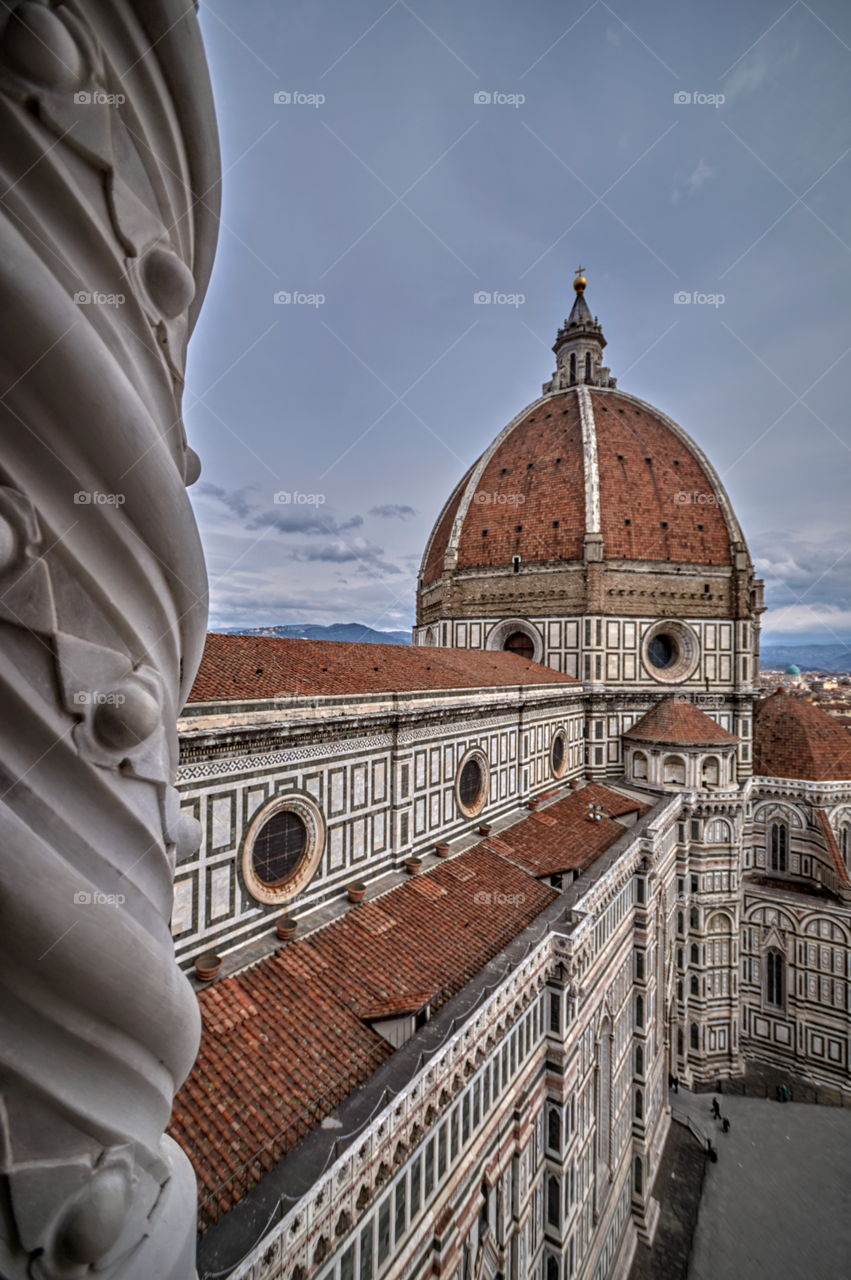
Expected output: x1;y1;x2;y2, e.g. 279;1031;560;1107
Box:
670;1088;851;1279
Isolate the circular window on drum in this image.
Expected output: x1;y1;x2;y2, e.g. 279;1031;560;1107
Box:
242;794;325;904
455;747;490;819
640;620;700;684
551;728;568;778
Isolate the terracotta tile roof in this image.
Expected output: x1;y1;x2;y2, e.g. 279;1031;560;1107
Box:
624;697;739;746
169;845;556;1231
484;783;648;879
187;634;577;704
753;690;851;782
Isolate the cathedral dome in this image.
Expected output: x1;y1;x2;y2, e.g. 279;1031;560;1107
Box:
419;281;747;592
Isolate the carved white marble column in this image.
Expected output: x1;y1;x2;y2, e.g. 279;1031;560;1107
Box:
0;2;219;1276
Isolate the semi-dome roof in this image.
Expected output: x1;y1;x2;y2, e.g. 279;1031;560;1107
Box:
624;696;739;747
753;690;851;781
420;285;745;588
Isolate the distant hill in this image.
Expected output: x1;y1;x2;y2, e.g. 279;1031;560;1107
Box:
760;643;851;673
214;623;412;646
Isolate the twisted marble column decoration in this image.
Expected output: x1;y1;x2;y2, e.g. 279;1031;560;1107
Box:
0;2;220;1276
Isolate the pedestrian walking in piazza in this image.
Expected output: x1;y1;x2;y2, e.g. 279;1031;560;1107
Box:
711;1097;721;1119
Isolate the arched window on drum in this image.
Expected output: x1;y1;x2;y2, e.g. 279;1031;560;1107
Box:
708;819;731;844
769;822;788;872
702;756;720;787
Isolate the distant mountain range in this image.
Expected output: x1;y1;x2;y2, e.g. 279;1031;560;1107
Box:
760;644;851;672
215;623;412;645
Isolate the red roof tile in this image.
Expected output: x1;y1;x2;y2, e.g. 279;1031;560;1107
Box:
624;697;739;746
169;845;556;1231
753;690;851;781
483;783;647;879
187;634;577;704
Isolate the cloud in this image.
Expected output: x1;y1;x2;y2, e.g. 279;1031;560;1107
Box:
723;41;800;104
761;604;851;640
247;509;364;537
194;481;262;519
752;530;851;615
686;159;715;194
291;537;403;575
369;503;418;520
672;158;716;203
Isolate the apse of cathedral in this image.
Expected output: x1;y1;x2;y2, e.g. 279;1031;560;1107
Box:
171;277;851;1280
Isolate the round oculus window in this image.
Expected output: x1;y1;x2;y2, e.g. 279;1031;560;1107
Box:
505;631;535;661
647;633;676;669
551;731;567;777
641;621;700;684
252;809;306;886
455;748;489;818
241;794;325;904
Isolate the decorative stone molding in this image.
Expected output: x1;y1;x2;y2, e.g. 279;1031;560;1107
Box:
0;3;219;1275
241;792;327;904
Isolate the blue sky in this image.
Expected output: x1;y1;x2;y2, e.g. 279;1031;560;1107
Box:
185;0;851;648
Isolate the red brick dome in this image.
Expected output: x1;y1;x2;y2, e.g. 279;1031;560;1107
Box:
420;385;743;586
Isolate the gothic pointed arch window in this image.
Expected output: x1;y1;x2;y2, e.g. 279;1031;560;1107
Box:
770;822;788;872
634;1156;643;1195
677;1026;684;1055
690;974;699;996
584;351;592;384
690;1022;698;1050
766;949;784;1007
840;824;850;868
569;352;576;384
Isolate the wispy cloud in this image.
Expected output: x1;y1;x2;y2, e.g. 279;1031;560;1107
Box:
723;40;800;104
369;503;419;520
248;509;364;537
672;159;715;203
195;481;262;519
